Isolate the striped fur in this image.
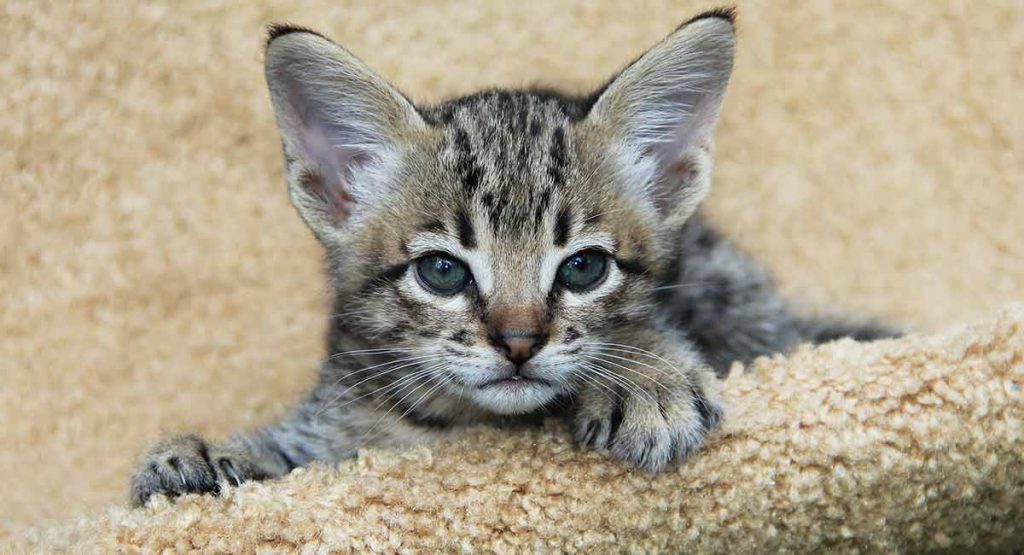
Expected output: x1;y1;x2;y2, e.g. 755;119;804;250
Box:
131;9;897;506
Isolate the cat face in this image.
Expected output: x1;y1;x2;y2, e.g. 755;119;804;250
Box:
264;16;734;414
342;96;663;413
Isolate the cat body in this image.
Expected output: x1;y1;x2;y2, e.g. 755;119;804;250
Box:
131;10;894;506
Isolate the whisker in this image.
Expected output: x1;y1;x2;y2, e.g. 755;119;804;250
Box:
578;360;655;404
586;367;654;405
312;356;448;419
328;308;380;319
583;350;678;381
582;342;687;375
583;343;705;407
449;366;468;417
650;279;733;293
581;355;680;407
584;344;691;385
314;364;441;426
371;362;448;410
582;354;673;393
325;346;416;361
361;368;448;443
575;371;622;404
334;354;445;381
318;353;447;402
398;373;453;421
351;361;450;411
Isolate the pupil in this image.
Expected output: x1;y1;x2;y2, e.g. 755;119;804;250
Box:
557;251;606;291
416;254;467;295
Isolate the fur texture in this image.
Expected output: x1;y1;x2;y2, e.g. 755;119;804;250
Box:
3;0;1022;541
129;10;894;506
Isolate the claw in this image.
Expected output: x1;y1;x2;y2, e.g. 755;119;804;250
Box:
167;457;187;487
219;458;241;487
582;420;598;446
607;403;624;443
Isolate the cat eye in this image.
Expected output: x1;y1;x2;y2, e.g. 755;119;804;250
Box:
557;250;609;292
415;253;471;296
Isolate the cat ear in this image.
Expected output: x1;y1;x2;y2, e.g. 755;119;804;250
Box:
264;26;426;236
586;11;735;226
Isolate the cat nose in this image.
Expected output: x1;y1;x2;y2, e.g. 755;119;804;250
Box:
486;305;548;366
491;330;546;366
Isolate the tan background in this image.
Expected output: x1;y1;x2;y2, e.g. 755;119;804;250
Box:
1;0;1021;536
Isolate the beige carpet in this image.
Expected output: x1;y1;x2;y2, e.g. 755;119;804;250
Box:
2;0;1022;552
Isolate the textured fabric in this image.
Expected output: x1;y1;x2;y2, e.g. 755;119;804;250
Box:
2;0;1022;552
10;308;1024;552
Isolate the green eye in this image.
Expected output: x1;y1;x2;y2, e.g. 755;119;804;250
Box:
415;254;471;295
557;250;609;292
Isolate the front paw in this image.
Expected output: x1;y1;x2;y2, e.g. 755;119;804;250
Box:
572;375;723;472
130;434;262;507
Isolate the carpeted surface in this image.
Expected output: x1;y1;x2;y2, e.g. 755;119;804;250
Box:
1;0;1022;552
9;308;1024;552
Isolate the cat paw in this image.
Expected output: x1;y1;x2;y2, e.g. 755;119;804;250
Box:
130;434;262;507
572;377;723;472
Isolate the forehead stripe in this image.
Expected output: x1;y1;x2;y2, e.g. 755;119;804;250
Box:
456;209;477;249
553;207;572;247
452;126;482;193
547;126;567;186
420;219;447;233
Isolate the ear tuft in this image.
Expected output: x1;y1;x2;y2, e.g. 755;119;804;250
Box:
677;7;737;30
264;23;329;50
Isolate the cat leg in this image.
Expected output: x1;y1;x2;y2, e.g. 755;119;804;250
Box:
129;427;306;507
130;387;455;506
570;325;724;472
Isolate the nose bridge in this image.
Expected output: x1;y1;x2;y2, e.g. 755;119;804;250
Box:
489;242;544;307
487;302;544;335
484;242;549;365
486;300;549;366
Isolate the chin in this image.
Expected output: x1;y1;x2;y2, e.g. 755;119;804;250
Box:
467;381;559;415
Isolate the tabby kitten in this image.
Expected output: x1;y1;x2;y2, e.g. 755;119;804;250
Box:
131;9;894;506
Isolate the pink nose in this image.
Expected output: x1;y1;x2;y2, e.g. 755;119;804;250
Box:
486;306;548;366
497;334;543;365
491;331;548;370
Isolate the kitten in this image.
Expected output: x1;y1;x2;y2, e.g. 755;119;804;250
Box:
131;9;895;506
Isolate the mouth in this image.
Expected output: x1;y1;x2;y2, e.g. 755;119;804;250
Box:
479;375;552;389
468;372;559;415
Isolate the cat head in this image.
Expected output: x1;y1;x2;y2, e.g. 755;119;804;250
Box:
264;10;735;414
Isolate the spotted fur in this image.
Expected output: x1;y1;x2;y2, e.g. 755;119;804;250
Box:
131;9;897;506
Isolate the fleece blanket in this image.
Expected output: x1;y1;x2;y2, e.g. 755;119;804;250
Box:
9;307;1024;552
2;0;1021;553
